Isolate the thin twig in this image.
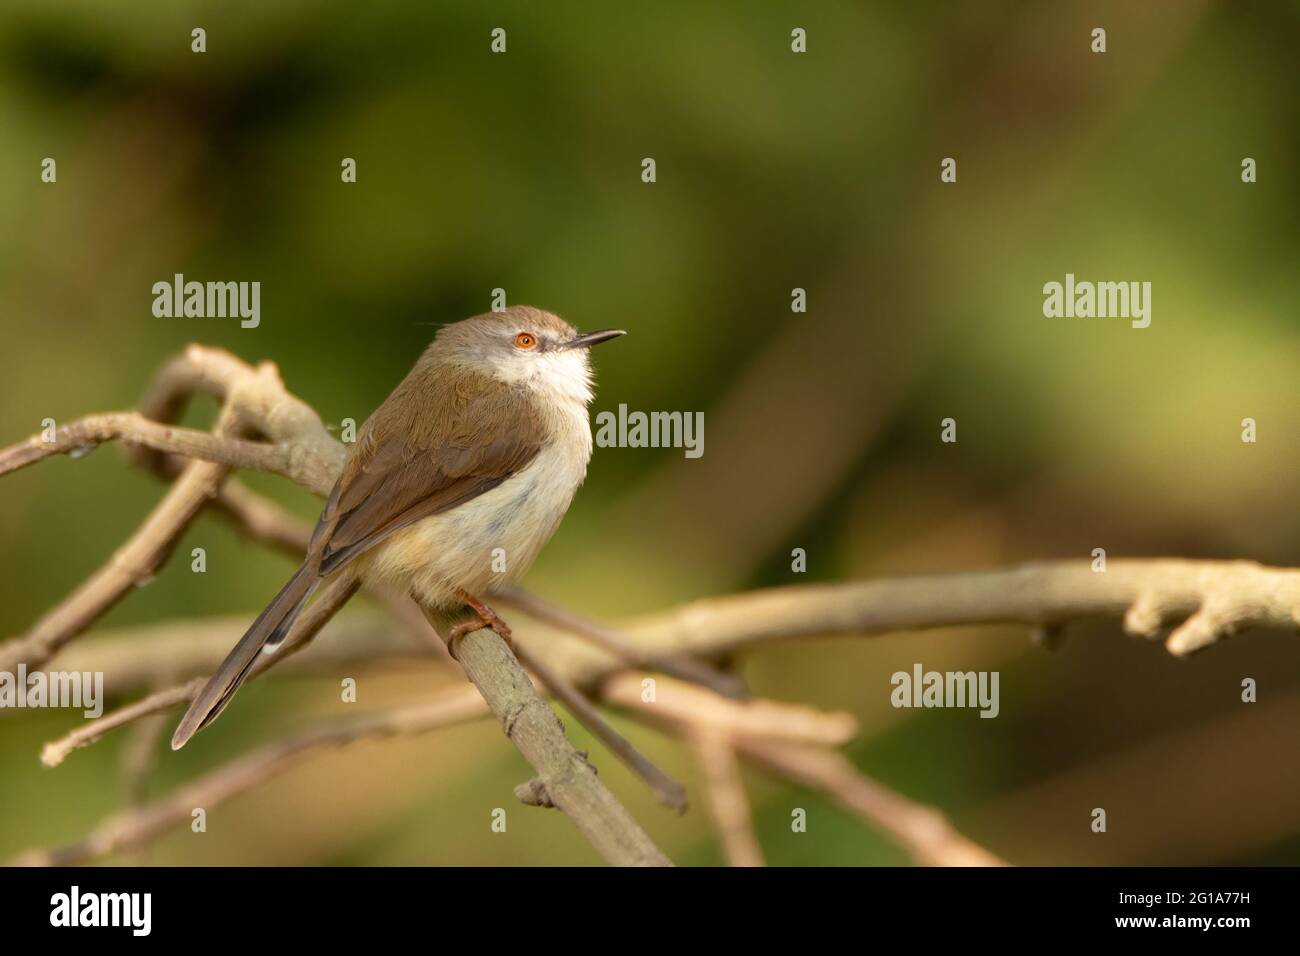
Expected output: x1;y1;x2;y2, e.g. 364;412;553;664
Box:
42;679;204;769
0;411;331;492
691;733;764;867
512;641;687;813
497;586;748;699
11;688;489;866
368;584;454;660
0;405;243;674
120;705;170;866
41;612;420;699
40;574;361;763
609;670;999;867
209;479;313;557
121;710;168;807
738;739;1007;867
602;671;857;746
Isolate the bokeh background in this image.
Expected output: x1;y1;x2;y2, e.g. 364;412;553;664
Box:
1;0;1298;865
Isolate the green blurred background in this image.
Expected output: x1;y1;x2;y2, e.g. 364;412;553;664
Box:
1;0;1298;865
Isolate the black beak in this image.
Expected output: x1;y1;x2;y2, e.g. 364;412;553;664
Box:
564;329;626;349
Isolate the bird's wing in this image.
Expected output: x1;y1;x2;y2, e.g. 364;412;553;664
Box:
313;376;547;577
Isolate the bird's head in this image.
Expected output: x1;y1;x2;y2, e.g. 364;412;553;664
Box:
432;306;624;404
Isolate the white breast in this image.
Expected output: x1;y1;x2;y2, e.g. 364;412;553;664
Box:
359;396;593;609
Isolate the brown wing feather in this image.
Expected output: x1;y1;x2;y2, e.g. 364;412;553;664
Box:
314;369;545;577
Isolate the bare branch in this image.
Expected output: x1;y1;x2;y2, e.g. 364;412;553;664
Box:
512;641;687;813
0;411;331;492
10;688;488;867
128;344;343;478
691;733;764;867
497;586;747;699
57;557;1300;706
41;612;420;698
0;346;344;675
0;405;243;675
608;671;998;867
42;679;204;768
367;583;454;660
39;573;363;762
442;619;672;867
738;740;1007;867
209;479;313;557
602;672;857;746
608;558;1300;666
120;708;169;808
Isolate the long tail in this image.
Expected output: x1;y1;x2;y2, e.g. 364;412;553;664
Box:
171;560;321;750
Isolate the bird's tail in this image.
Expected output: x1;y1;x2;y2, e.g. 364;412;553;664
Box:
171;560;321;750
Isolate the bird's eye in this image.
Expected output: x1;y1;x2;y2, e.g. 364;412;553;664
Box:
514;332;538;349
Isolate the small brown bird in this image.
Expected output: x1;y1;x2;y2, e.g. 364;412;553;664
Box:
172;306;624;749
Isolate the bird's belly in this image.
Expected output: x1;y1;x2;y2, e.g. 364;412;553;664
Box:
358;437;589;608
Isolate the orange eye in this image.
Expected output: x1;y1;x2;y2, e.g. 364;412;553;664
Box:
514;332;538;349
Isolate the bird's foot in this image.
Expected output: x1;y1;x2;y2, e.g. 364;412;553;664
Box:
449;591;514;658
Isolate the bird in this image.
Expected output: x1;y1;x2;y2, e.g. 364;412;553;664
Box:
171;306;625;750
